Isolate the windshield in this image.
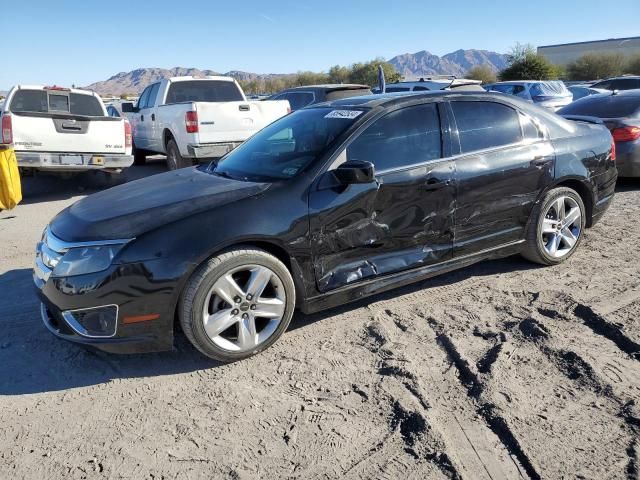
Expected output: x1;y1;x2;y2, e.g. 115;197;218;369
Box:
166;80;244;103
213;107;364;182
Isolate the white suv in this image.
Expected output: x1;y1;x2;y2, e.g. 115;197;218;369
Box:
484;81;573;111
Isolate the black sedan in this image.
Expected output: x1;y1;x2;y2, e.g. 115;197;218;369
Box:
268;84;371;111
558;89;640;177
35;92;617;361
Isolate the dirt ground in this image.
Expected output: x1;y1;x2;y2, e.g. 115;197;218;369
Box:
1;162;639;480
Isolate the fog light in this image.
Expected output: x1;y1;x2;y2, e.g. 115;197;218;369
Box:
62;305;118;338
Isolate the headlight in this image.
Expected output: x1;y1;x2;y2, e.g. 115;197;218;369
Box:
52;245;124;277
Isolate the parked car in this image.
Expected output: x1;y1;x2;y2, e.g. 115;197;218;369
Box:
105;103;122;117
568;85;609;101
382;76;484;93
35;91;616;361
558;89;640;177
590;76;640;92
0;86;133;173
484;81;573;111
121;76;290;169
267;84;372;111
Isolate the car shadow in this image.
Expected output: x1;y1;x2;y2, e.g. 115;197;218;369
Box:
18;157;168;205
292;255;540;331
0;256;538;396
0;268;219;396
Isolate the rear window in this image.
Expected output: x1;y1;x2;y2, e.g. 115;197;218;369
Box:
558;95;640;118
325;88;371;101
9;90;103;116
452;101;523;153
165;80;243;103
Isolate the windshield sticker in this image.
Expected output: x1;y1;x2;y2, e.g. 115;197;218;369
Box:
283;167;299;176
324;110;363;119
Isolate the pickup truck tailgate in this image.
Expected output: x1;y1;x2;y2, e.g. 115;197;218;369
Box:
11;112;126;154
194;100;289;144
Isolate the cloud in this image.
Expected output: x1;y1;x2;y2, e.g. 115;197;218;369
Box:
258;13;276;24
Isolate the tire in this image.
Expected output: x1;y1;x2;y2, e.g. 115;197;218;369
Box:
166;138;190;170
179;248;296;362
133;144;147;166
522;187;586;265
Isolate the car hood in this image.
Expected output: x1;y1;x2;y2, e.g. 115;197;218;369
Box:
50;167;270;241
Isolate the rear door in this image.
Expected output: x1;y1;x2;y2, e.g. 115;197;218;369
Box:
449;99;555;256
309;102;455;292
8;88;126;155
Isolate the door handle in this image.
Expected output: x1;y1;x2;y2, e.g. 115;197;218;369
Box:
424;178;450;191
151;113;155;121
140;114;144;122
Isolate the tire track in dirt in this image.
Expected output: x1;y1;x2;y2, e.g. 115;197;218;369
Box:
357;306;528;480
393;285;638;479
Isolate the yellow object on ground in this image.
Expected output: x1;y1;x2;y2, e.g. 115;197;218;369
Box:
0;145;22;210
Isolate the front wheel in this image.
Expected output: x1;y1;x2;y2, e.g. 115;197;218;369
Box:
522;187;586;265
179;248;296;362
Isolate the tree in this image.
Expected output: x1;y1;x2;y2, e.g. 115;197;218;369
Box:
566;53;625;81
328;65;350;84
500;44;560;81
465;65;497;84
348;58;401;87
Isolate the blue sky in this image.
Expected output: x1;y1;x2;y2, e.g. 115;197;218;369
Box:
2;0;638;89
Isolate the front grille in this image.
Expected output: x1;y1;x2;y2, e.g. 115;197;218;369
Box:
34;228;66;287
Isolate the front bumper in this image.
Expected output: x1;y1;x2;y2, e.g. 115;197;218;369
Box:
17;151;134;171
187;142;243;159
34;230;177;354
39;302;162;354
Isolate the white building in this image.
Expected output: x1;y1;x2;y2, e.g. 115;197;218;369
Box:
538;36;640;65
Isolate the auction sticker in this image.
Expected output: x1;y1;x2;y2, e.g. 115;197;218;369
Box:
324;110;363;119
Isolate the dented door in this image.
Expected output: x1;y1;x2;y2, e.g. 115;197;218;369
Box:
309;102;455;293
449;100;555;256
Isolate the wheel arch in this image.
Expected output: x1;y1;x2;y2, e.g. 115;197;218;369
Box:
533;176;595;228
173;239;307;328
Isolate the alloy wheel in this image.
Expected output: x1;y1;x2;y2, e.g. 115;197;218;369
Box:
541;196;582;258
202;265;286;352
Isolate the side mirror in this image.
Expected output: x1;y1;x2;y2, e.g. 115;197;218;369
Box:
334;160;375;184
121;102;135;113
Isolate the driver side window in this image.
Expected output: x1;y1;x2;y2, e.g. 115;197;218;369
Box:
345;103;442;172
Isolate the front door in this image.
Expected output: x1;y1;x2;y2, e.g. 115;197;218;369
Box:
309;102;455;292
449;100;555;257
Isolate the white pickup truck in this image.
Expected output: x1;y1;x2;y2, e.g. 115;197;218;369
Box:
0;86;133;173
121;76;290;169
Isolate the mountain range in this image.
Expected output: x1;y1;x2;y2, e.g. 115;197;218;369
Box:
83;49;508;96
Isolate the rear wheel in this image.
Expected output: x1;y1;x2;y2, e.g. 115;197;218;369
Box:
166;138;190;170
522;187;586;265
179;248;296;362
